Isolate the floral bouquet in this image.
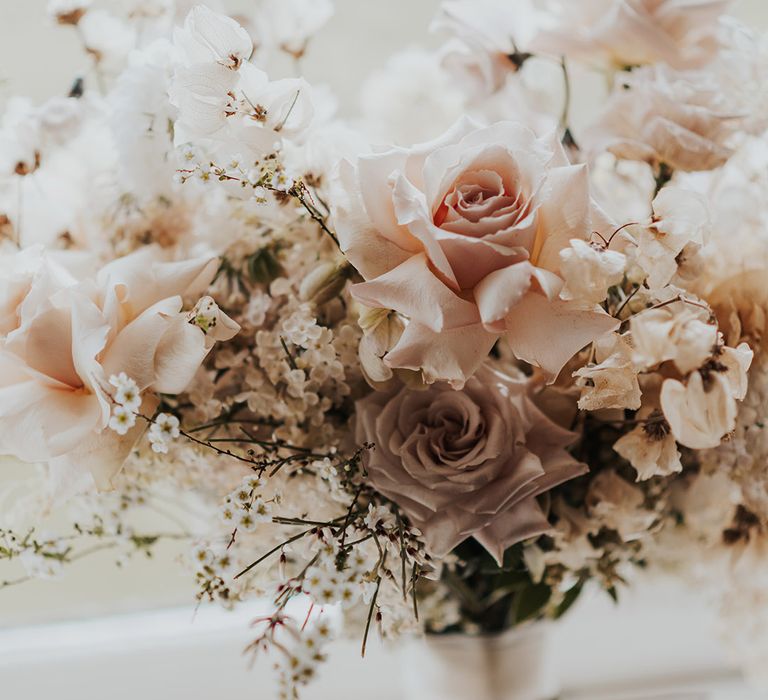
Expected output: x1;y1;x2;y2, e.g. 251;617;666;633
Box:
2;0;768;698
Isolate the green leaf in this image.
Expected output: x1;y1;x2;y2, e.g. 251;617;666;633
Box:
247;248;283;284
513;583;552;625
494;569;531;591
554;579;584;619
607;585;619;603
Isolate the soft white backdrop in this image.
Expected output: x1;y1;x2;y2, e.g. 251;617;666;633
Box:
1;1;768;698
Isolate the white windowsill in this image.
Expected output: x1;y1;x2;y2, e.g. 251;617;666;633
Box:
0;578;761;699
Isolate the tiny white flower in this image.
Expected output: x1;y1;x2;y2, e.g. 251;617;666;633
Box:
192;544;214;567
250;496;272;522
238;510;258;532
220;503;237;524
273;170;294;192
243;474;264;490
109;372;141;412
148;413;180;453
108;405;136;435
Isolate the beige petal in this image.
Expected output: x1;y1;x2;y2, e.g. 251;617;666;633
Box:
350;254;479;333
504;293;619;379
384;319;498;389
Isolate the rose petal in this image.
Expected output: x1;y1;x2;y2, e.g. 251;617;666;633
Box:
384;320;498;389
504;293;619;379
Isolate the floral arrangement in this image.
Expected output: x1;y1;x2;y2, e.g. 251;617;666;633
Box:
2;0;768;695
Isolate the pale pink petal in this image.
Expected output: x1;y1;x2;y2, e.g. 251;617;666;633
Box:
350;254;479;333
473;497;552;565
335;159;418;279
504;293;619;378
55;393;160;491
153;316;209;394
384;320;498;388
99;249;219;326
474;262;535;329
474;263;564;329
391;173;459;289
100;297;184;391
0;385;102;463
356;149;418;249
532;164;591;273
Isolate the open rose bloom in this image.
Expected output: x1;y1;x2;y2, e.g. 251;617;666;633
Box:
336;119;618;388
3;2;768;695
0;247;238;488
356;367;586;563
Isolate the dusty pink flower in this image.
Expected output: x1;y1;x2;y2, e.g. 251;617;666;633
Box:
587;66;737;172
534;0;731;70
335;119;617;388
0;246;239;489
355;366;587;563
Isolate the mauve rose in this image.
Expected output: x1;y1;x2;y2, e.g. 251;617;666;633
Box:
355;366;587;563
0;245;239;489
334;118;617;389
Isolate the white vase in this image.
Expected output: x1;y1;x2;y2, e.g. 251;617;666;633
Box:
400;622;559;700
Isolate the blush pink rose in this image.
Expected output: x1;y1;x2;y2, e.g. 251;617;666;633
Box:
355;366;587;563
334;118;618;388
0;246;239;489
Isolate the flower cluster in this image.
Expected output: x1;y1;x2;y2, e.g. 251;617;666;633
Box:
2;0;768;696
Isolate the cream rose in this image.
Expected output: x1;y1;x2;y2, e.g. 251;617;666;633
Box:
335;119;618;388
0;246;239;488
355;366;586;563
533;0;730;70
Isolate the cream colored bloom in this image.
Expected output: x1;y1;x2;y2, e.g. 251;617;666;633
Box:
169;7;313;156
432;0;544;95
614;418;682;480
636;188;710;289
660;343;753;448
559;239;626;305
588;66;737;173
574;333;641;411
631;303;718;374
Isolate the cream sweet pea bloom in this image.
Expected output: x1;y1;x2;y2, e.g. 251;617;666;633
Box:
534;0;730;70
0;246;239;489
431;0;544;96
586;470;657;541
355;366;587;563
574;333;641;411
660;342;752;448
169;6;313;156
335;119;618;388
636;188;710;289
631;303;718;374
